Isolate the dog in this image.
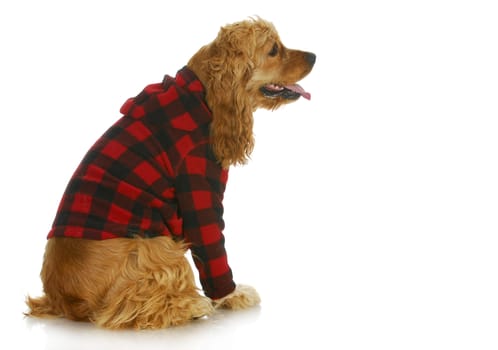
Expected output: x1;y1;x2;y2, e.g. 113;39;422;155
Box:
26;17;315;329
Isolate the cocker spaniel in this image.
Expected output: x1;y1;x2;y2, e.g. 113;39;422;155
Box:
26;17;315;329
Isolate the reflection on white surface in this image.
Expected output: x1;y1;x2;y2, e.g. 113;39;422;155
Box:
22;307;262;350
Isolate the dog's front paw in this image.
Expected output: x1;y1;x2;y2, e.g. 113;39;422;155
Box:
213;284;261;310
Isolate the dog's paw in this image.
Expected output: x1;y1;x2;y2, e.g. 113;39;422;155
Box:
213;284;261;310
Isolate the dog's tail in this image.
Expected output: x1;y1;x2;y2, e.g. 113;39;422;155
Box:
25;295;61;318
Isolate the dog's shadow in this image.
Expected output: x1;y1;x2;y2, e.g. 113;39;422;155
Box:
24;306;261;350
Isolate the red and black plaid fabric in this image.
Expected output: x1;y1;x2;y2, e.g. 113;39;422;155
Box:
47;67;235;299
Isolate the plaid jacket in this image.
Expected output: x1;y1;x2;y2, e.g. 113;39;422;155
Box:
48;67;235;299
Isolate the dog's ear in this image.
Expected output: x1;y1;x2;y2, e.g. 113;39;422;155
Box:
188;24;256;169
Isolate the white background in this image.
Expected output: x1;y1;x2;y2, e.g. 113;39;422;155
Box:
1;0;497;349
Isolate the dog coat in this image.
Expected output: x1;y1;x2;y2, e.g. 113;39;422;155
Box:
48;67;235;299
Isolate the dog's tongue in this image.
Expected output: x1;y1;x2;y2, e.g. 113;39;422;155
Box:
285;84;311;100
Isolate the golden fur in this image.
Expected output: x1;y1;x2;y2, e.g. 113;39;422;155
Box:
26;18;314;329
188;18;315;168
28;237;213;329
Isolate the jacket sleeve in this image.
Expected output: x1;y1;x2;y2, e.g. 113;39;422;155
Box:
174;143;236;299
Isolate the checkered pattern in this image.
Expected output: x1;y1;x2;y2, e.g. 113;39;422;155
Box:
47;67;235;299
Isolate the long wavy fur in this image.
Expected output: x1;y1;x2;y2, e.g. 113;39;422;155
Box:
188;18;277;168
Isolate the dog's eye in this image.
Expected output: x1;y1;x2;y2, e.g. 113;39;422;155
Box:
269;43;279;57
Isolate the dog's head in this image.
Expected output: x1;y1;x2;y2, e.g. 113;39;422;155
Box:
188;17;315;168
242;21;315;110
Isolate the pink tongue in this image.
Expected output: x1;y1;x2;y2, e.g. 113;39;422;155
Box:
285;84;311;100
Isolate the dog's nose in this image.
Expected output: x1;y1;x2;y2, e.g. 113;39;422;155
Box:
305;52;316;67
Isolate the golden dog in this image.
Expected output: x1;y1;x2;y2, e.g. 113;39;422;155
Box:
26;17;315;329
